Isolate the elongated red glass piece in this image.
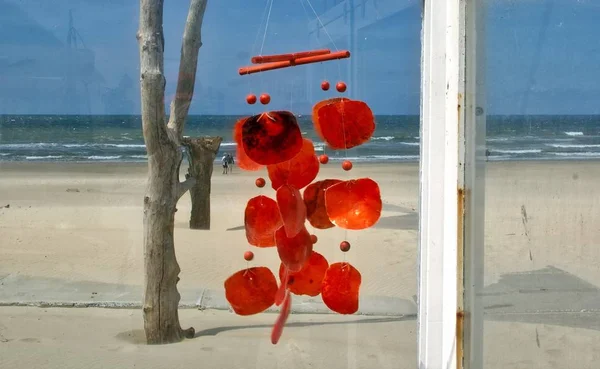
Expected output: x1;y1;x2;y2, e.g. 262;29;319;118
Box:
276;184;307;238
275;268;290;306
271;290;292;344
275;225;313;273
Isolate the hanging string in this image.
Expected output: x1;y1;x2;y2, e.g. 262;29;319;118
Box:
303;0;339;52
258;0;275;99
290;79;294;112
260;0;275;56
251;0;272;56
302;0;344;88
248;0;272;101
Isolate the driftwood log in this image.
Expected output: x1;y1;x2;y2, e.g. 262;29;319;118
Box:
137;0;208;344
182;136;222;230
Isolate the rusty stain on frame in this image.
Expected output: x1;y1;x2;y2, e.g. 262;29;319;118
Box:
457;90;466;369
456;186;466;369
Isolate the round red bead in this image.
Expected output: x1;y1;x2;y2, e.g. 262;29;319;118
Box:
259;93;271;105
340;241;351;252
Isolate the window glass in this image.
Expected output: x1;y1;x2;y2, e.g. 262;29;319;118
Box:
0;1;420;366
483;0;600;367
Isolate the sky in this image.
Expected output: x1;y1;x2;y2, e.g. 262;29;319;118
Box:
0;0;599;115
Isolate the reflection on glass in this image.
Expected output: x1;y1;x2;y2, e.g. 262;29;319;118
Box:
483;0;600;367
0;0;421;367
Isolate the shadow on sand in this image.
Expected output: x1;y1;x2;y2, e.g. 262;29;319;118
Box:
115;316;414;343
194;315;414;338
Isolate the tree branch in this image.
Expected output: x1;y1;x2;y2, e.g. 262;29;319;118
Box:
178;177;197;200
138;0;168;155
167;0;209;140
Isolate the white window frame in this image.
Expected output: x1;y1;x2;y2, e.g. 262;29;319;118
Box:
418;0;486;367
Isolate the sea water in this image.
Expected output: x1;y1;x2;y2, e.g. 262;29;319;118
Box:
1;115;599;163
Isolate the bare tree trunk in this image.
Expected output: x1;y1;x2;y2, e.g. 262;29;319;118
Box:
138;0;208;344
143;150;195;344
182;136;222;230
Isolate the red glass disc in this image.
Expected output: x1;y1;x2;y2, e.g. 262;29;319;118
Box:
267;138;320;190
324;178;382;230
241;111;303;165
303;179;342;229
279;251;329;296
275;225;313;273
233;117;263;171
224;267;278;316
276;184;307;238
244;196;283;247
312;98;375;150
321;262;361;314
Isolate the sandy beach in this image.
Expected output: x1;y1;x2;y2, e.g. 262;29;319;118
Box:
1;160;599;295
1;159;600;367
0;161;419;301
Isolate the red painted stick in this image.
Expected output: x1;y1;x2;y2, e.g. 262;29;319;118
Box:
294;50;350;66
251;49;331;64
238;60;291;75
239;50;351;76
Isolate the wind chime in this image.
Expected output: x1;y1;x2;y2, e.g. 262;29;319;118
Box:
223;1;382;345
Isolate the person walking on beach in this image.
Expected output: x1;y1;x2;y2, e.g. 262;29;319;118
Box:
221;153;229;174
226;153;235;174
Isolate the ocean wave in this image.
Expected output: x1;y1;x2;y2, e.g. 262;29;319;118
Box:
486;137;513;142
328;155;419;162
553;152;600;157
372;136;395;141
564;131;584;136
493;149;542;154
69;143;145;149
0;142;145;149
25;155;64;160
87;155;122;160
400;142;419;146
546;144;600;149
313;143;326;151
0;153;10;156
129;155;148;159
220;142;237;147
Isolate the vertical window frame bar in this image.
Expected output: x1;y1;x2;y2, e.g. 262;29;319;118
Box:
418;0;485;367
462;0;486;367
